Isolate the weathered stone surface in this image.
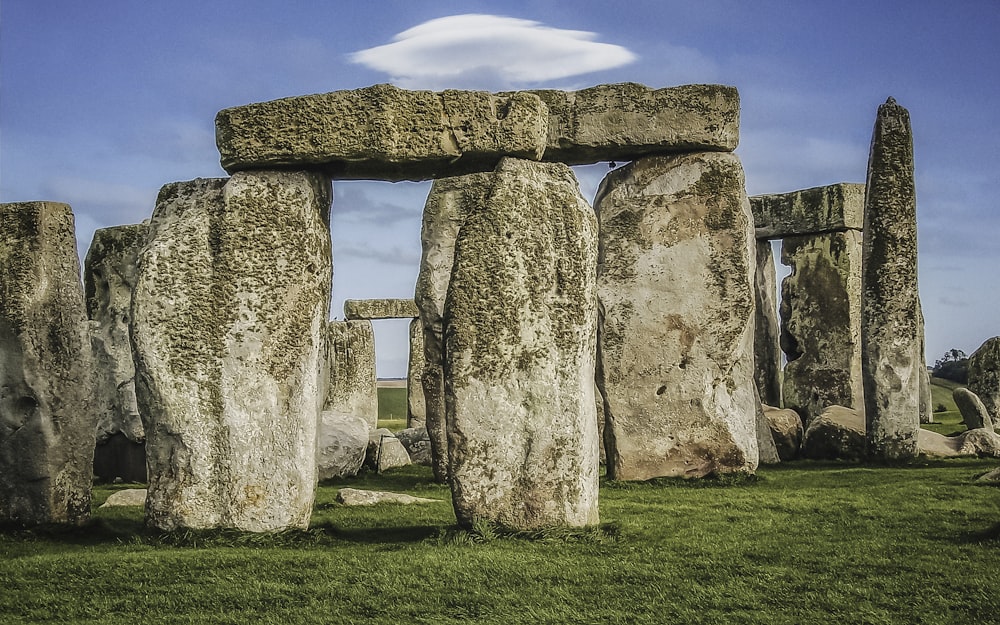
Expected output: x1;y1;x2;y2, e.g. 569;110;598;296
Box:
132;173;332;531
754;240;782;407
861;97;921;461
446;157;599;528
764;405;804;461
800;406;865;462
968;337;1000;422
918;311;934;424
99;488;147;508
750;183;864;239
407;318;426;427
85;223;147;446
322;320;378;430
755;393;781;465
343;298;420;320
596;152;758;480
0;202;96;525
216;84;549;180
518;83;739;164
366;428;411;472
953;388;994;432
415;171;494;483
336;488;439;506
918;428;1000;459
315;414;369;480
395;426;432;466
779;230;864;424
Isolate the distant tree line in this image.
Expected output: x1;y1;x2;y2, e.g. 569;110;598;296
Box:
932;348;968;383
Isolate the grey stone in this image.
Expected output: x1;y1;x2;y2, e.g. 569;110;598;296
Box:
216;84;549;180
406;319;426;427
779;230;864;424
343;298;420;320
861;97;922;461
754;240;782;407
323;320;378;430
750;183;864;239
800;405;865;462
918;309;934;424
336;488;439;506
0;201;96;525
85;223;147;445
518;83;740;164
366;428;411;472
99;488;147;508
764;405;804;461
395;426;432;466
415;171;494;483
132;173;332;531
968;337;1000;423
918;428;1000;459
315;414;369;480
953;388;994;432
755;392;781;465
446;157;599;529
596;152;758;480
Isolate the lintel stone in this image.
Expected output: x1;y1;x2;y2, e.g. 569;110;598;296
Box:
750;183;864;239
344;298;419;320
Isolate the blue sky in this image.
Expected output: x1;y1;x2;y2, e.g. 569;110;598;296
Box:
2;0;998;377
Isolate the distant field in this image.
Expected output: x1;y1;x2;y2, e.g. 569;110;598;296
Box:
925;376;966;436
377;383;408;431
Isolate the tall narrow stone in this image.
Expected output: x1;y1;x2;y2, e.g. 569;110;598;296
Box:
1;202;95;524
406;318;426;427
968;337;1000;422
861;97;921;460
132;172;332;531
415;171;494;483
445;158;599;529
596;152;759;480
754;240;782;407
779;231;864;424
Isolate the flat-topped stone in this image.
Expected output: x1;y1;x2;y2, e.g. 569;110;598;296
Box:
344;298;419;320
516;83;740;164
750;183;864;239
216;84;549;180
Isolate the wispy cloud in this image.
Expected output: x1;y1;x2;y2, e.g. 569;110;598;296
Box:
350;14;636;90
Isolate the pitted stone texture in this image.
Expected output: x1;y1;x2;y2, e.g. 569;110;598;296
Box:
517;83;739;164
85;223;147;445
322;320;378;430
596;152;758;480
918;428;1000;459
918;310;934;424
395;426;432;466
216;84;548;180
132;173;332;532
764;405;804;461
953;388;994;432
99;489;147;508
366;428;411;472
754;240;782;407
800;406;865;462
861;98;921;461
416;172;494;483
344;298;419;320
406;319;426;427
779;231;864;424
445;158;599;529
0;202;96;525
968;337;1000;422
750;183;864;239
315;414;369;481
336;488;439;506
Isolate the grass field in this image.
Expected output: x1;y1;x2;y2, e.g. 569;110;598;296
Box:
925;376;967;436
3;460;1000;624
376;385;408;432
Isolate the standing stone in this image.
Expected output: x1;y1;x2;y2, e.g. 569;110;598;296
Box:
754;240;782;407
953;388;994;432
754;390;781;465
596;152;759;480
861;98;921;461
406;318;426;427
0;202;96;524
445;158;599;528
968;337;1000;422
415;171;494;483
917;309;934;424
132;172;332;531
85;223;148;482
779;231;864;424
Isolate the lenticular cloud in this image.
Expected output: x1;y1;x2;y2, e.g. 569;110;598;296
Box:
349;14;636;89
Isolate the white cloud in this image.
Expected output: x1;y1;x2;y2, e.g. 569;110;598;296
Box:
350;14;636;90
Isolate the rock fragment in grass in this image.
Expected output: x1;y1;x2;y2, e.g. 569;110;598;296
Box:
99;489;148;508
953;388;994;432
336;488;439;506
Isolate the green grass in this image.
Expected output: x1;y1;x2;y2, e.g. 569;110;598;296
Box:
3;461;1000;624
925;376;967;436
376;386;407;431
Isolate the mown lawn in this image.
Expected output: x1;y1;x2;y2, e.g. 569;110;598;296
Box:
3;460;999;624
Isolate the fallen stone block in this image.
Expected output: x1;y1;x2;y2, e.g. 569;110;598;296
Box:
316;414;369;480
366;428;411;472
800;406;865;462
336;488;439;506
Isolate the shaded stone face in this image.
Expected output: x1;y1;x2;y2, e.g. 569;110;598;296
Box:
406;318;426;427
322;320;378;430
343;298;419;320
953;388;994;432
750;183;865;239
445;157;599;529
596;152;758;480
779;230;864;424
0;201;95;525
132;173;332;532
753;240;782;407
860;98;921;461
968;337;1000;423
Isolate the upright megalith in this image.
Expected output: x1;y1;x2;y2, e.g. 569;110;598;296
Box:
779;230;864;424
0;202;95;525
953;388;993;432
407;318;426;427
860;98;922;461
596;152;759;480
321;319;378;429
968;337;1000;423
415;171;494;483
132;173;332;531
753;240;782;407
85;223;148;482
445;158;599;529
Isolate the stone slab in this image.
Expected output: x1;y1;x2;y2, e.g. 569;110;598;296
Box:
343;298;419;320
750;183;864;239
